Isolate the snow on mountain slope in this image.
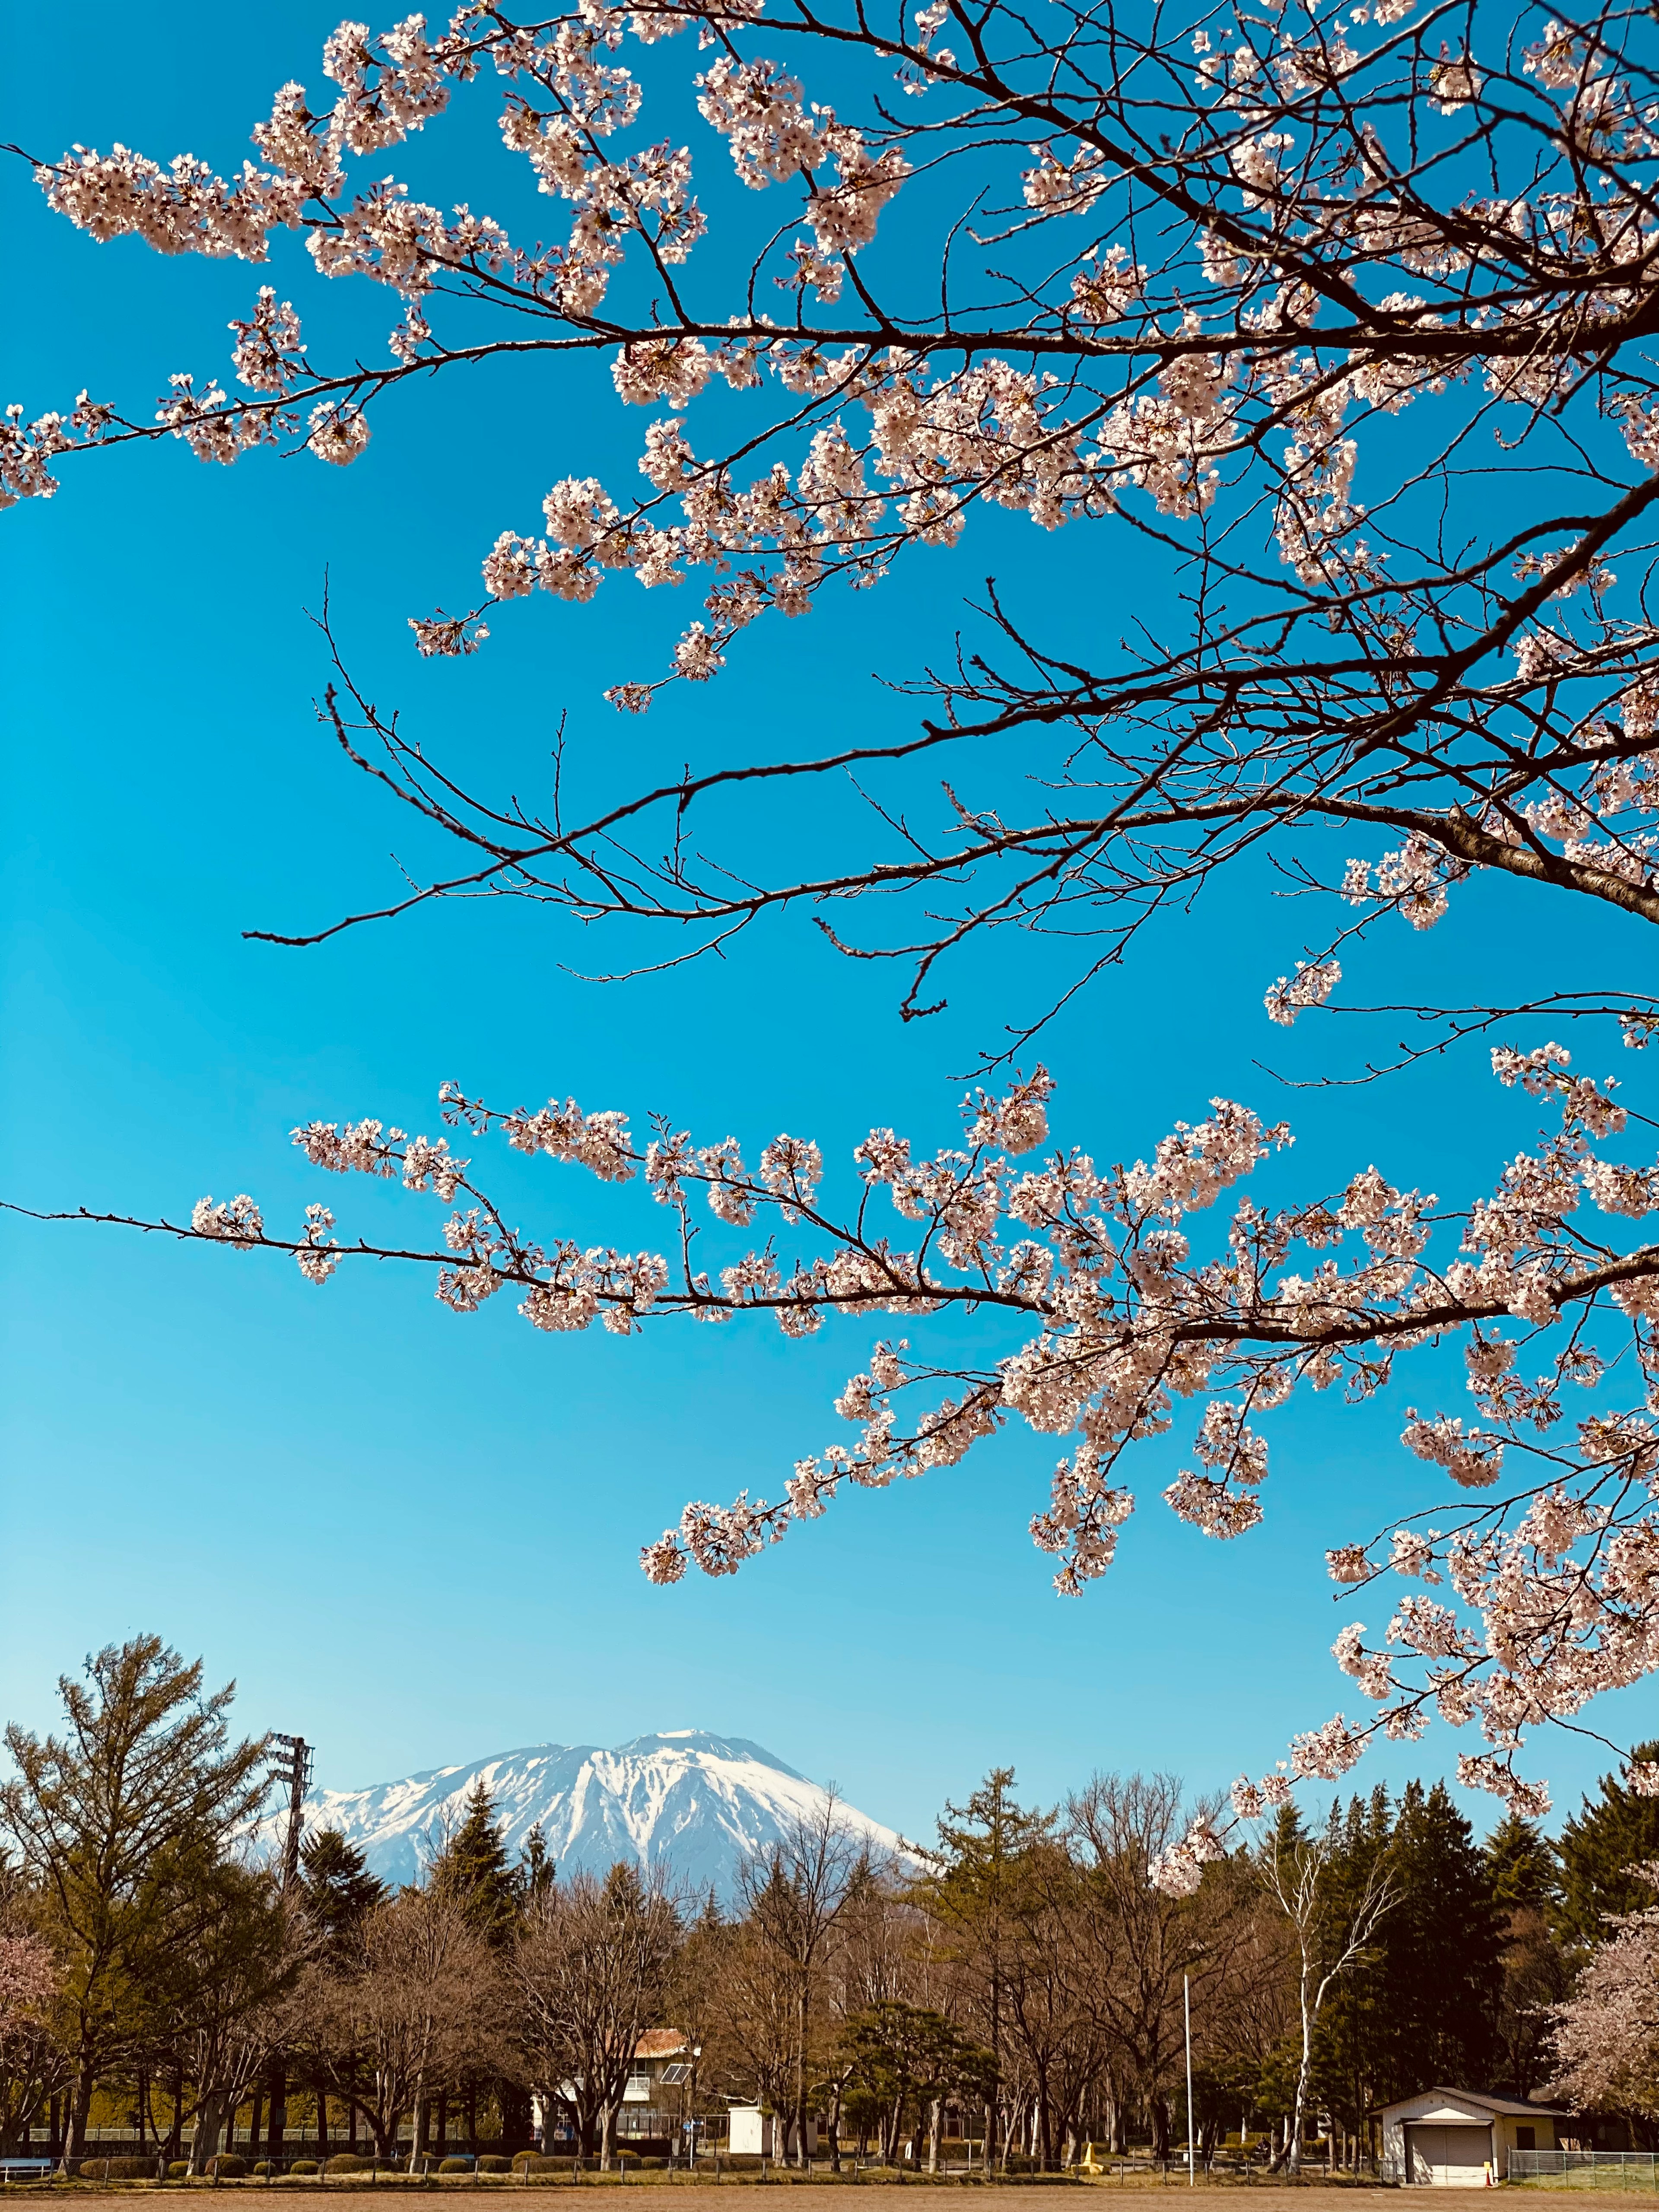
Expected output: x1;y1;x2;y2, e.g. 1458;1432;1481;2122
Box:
301;1731;911;1898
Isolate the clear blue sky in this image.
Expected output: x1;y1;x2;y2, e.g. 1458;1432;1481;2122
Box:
3;0;1651;1847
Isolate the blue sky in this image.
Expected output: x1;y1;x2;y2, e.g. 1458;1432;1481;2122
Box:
3;0;1653;1850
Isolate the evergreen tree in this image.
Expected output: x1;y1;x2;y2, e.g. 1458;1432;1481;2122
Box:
1485;1818;1561;1916
1483;1820;1569;2099
918;1770;1055;2156
1557;1745;1659;1948
300;1829;387;1961
0;1636;269;2163
429;1783;518;1947
517;1825;554;1908
1376;1783;1503;2095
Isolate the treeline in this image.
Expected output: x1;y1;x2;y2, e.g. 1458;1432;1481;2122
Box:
3;1637;1659;2175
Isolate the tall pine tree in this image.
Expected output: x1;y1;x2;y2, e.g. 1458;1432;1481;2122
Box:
1485;1818;1561;1916
1376;1783;1503;2095
1557;1745;1659;1948
300;1828;386;1960
429;1783;518;1947
1484;1819;1568;2099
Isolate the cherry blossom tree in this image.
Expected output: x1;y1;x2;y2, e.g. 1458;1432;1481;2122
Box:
10;0;1659;1856
1550;1863;1659;2123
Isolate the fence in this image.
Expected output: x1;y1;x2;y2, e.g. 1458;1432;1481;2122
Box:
1512;2153;1659;2186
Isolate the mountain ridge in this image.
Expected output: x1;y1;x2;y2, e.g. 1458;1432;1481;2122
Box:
297;1729;908;1898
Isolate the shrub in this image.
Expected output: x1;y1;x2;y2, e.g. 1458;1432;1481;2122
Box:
289;2160;320;2174
511;2156;566;2174
477;2158;510;2174
212;2155;248;2178
169;2162;191;2180
326;2156;366;2174
439;2159;471;2174
253;2164;272;2177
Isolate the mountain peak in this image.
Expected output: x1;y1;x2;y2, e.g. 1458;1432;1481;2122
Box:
301;1731;900;1898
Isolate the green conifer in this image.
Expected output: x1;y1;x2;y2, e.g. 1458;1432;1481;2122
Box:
1557;1744;1659;1946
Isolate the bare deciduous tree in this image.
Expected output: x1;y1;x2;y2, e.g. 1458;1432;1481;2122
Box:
509;1866;679;2168
1256;1808;1395;2174
736;1798;870;2165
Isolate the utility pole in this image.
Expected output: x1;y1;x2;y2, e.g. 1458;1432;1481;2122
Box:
269;1735;312;1894
266;1735;312;2164
1184;1974;1195;2188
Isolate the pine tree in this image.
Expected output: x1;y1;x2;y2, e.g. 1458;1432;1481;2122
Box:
918;1770;1055;2155
1557;1745;1659;1947
1485;1818;1561;1916
300;1829;387;1960
517;1824;555;1907
1484;1819;1569;2098
429;1783;518;1947
1376;1783;1503;2095
0;1635;270;2163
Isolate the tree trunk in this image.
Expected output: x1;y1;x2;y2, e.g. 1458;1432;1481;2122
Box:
317;2085;329;2160
826;2081;842;2174
169;2063;187;2161
192;2092;229;2176
1149;2094;1171;2163
794;1981;809;2169
928;2099;942;2174
267;2060;288;2163
599;2103;615;2172
1287;1959;1313;2177
63;2060;94;2167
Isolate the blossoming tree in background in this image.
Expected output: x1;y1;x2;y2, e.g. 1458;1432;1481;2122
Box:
10;0;1659;1868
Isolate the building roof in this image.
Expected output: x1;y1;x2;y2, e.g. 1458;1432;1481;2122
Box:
635;2030;690;2059
1375;2087;1572;2120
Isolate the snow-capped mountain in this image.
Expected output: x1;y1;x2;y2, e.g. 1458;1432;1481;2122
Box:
299;1731;910;1898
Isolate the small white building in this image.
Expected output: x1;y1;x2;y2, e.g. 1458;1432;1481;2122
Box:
1376;2088;1569;2183
727;2109;817;2159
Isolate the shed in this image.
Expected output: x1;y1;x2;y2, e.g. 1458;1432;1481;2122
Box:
1375;2088;1570;2184
727;2108;817;2159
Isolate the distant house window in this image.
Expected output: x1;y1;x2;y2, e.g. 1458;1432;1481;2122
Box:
1517;2129;1535;2151
660;2065;690;2087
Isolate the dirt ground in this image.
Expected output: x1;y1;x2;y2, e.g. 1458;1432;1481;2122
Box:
26;2189;1659;2209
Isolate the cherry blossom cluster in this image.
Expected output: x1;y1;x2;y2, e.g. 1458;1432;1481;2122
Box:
20;0;1659;743
0;1931;59;2045
135;1036;1656;1832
